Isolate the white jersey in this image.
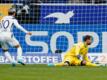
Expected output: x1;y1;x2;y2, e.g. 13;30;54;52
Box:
0;16;28;33
0;16;28;49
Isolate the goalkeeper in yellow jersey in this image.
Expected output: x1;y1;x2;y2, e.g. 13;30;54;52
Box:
48;35;104;67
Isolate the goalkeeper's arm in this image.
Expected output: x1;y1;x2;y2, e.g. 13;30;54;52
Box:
83;54;92;63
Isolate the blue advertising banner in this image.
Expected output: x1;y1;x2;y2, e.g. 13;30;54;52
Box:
0;53;61;64
0;24;105;54
0;24;106;64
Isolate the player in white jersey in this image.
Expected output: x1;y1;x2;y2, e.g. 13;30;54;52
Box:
0;8;32;66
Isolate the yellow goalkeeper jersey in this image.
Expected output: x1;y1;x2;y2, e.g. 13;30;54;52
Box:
65;42;91;62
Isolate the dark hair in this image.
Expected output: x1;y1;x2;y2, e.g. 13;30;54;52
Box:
8;8;16;15
83;35;92;41
8;12;15;15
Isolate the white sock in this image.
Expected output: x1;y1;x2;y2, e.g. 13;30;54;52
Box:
17;46;23;60
4;51;15;63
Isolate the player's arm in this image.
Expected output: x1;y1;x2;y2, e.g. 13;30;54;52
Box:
82;48;92;62
75;45;81;56
75;43;83;56
14;19;32;35
83;53;98;66
83;54;91;63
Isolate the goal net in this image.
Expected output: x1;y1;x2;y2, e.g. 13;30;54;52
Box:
0;3;107;63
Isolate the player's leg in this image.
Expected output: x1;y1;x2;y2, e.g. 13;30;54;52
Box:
55;56;73;66
85;61;106;67
48;61;70;67
79;60;97;66
70;58;94;66
9;37;25;65
0;33;16;66
72;57;97;66
3;50;16;67
14;45;25;65
71;57;82;66
1;42;16;67
54;61;70;66
85;61;97;66
76;60;105;67
48;56;73;67
15;45;22;61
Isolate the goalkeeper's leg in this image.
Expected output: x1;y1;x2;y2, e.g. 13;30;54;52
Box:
48;56;73;66
73;59;97;66
85;61;97;66
53;56;74;66
48;61;71;67
55;61;71;66
81;60;104;67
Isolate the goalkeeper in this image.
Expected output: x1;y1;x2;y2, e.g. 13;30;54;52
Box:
49;35;98;67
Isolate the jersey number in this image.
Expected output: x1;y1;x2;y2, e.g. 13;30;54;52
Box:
0;20;9;29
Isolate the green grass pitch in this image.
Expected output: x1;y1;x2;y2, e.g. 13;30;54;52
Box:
0;64;107;80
